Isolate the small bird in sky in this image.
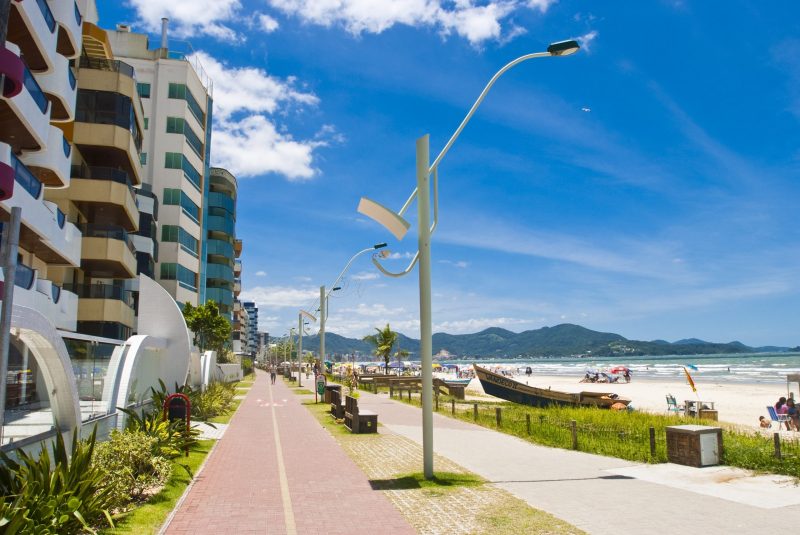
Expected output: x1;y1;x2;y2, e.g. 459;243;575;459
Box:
581;107;591;112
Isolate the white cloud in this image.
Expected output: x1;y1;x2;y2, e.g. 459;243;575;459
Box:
187;52;329;180
257;13;280;32
439;259;469;268
239;285;319;308
351;271;379;281
576;29;598;52
268;0;555;46
386;251;416;260
256;270;267;276
433;316;529;333
126;0;243;40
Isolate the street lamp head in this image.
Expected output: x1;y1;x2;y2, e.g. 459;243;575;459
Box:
547;39;580;56
332;286;342;291
373;242;388;249
357;197;411;240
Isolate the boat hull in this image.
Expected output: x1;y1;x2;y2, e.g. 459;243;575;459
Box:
474;364;629;409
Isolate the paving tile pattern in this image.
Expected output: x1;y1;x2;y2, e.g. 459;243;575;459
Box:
164;371;414;534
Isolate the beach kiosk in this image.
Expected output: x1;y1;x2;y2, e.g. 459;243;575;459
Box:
787;374;800;400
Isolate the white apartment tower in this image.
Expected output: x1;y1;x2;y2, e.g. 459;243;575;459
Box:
106;21;212;308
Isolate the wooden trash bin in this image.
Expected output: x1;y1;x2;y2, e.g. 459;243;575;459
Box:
324;384;342;404
666;425;722;467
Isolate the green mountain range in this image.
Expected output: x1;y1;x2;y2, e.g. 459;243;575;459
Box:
296;323;792;359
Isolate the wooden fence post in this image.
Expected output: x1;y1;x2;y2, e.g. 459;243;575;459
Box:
774;432;782;460
495;407;502;427
474;403;478;421
649;427;656;458
451;399;455;415
526;414;531;435
407;390;411;402
571;420;578;450
435;392;439;411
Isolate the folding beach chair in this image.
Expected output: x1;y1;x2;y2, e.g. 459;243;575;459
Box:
666;394;684;415
767;406;791;430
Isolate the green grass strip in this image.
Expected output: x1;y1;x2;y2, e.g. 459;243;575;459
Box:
102;440;214;534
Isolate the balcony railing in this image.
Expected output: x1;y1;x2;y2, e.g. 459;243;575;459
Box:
10;153;43;199
63;282;134;307
78;57;135;79
36;0;56;33
76;223;135;253
208;191;234;214
14;262;36;290
73;1;82;25
23;66;49;114
62;136;71;158
56;207;65;229
206;238;234;259
68;68;76;90
51;282;61;303
71;165;136;199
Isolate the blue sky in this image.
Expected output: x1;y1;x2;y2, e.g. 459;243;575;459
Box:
100;1;800;347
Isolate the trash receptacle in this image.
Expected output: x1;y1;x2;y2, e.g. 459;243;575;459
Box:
666;425;722;467
324;384;342;404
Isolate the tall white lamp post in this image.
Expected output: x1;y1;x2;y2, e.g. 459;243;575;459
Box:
357;40;580;479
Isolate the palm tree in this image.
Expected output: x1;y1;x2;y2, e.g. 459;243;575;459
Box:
363;324;398;375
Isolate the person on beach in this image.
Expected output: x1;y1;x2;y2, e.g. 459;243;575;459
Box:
786;399;799;431
525;367;532;377
776;397;791;430
759;416;771;428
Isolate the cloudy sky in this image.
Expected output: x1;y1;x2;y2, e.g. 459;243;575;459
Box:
101;1;800;346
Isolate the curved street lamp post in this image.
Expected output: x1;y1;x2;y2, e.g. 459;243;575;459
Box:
357;40;580;479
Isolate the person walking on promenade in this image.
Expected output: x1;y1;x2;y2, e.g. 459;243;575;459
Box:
270;364;277;385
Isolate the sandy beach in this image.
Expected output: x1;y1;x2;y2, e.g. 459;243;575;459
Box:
464;373;795;429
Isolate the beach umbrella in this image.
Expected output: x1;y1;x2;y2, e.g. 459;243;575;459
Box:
432;363;442;369
610;366;630;374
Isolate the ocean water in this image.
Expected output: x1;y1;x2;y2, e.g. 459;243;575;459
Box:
449;353;800;384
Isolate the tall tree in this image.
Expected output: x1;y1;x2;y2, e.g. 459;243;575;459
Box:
363;324;398;375
182;301;231;358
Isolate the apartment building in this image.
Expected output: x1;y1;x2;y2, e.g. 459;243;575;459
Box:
205;167;237;320
106;23;212;309
45;18;145;342
243;301;258;356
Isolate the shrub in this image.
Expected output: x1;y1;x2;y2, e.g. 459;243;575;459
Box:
191;381;235;420
93;431;172;511
242;358;254;376
121;406;199;459
0;427;114;533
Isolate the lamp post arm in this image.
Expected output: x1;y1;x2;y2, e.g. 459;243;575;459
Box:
371;251;419;278
429;51;550;172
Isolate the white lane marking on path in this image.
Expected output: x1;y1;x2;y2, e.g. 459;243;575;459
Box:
269;384;297;535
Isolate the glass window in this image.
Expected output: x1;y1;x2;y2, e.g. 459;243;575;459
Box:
143;117;149;130
167;83;205;125
162;189;199;223
76;89;142;152
160;262;197;291
140;153;147;165
136;82;151;98
164;152;182;169
164;152;200;191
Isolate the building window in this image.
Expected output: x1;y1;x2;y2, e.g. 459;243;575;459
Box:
136;82;151;98
144;117;149;130
75;89;142;152
161;225;199;257
167;83;205;125
140;153;147;165
164;152;201;191
162;188;200;223
160;262;197;291
166;117;204;157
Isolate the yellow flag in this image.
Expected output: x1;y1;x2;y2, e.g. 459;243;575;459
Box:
683;367;697;393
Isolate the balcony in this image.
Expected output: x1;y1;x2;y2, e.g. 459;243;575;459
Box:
207;238;234;260
51;0;83;59
8;0;58;73
76;57;143;127
21;124;71;187
0;144;81;266
207;215;234;236
234;279;241;296
205;262;234;283
77;224;137;278
0;263;78;331
37;52;76;122
0;44;51;154
206;287;233;308
66;283;135;329
47;165;138;230
234;259;242;275
234;238;242;257
208;191;235;215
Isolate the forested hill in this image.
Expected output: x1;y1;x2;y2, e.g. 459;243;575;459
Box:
296;323;786;359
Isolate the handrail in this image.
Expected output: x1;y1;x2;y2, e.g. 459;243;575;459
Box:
62;282;134;307
76;223;135;253
78;57;135;79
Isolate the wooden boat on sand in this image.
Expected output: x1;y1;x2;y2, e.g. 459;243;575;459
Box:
474;364;630;409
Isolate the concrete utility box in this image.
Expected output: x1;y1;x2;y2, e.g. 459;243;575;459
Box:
666;425;722;467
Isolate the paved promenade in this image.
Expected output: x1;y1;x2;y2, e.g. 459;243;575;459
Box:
163;372;414;534
356;390;800;535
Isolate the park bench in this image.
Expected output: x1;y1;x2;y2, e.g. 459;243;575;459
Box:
330;388;345;419
344;395;378;434
389;377;422;399
433;378;466;400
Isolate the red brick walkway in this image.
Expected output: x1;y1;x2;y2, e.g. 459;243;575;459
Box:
164;371;415;534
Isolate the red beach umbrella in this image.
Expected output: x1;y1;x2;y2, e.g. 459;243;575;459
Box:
610;366;629;374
